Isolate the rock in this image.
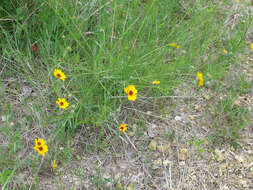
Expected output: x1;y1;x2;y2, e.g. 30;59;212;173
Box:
175;116;181;121
146;111;152;115
178;149;188;161
149;140;157;151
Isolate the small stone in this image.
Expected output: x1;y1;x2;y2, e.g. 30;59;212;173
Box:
178;148;188;161
146;111;152;115
157;144;170;153
149;140;157;151
175;116;181;121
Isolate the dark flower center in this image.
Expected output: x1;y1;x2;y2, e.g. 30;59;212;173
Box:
38;142;41;146
60;102;64;106
57;74;61;77
39;147;43;151
120;127;124;130
129;90;133;96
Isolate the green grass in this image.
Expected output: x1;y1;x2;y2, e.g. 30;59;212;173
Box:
0;0;252;188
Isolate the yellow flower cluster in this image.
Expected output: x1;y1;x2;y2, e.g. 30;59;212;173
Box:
53;68;70;109
169;42;180;49
33;138;48;157
197;72;204;87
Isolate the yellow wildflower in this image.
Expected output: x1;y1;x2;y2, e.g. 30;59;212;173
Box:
124;85;137;101
251;43;253;51
169;42;180;48
119;124;127;132
152;80;160;85
33;138;48;157
56;98;69;109
223;49;228;54
54;69;66;82
34;138;45;147
197;72;204;87
52;160;57;169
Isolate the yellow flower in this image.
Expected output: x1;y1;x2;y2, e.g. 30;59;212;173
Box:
198;78;204;86
169;42;180;48
223;49;228;54
197;72;204;87
54;69;66;82
124;85;137;101
119;124;127;132
251;43;253;51
56;98;69;109
152;80;160;85
52;160;57;169
33;138;48;157
34;138;45;147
